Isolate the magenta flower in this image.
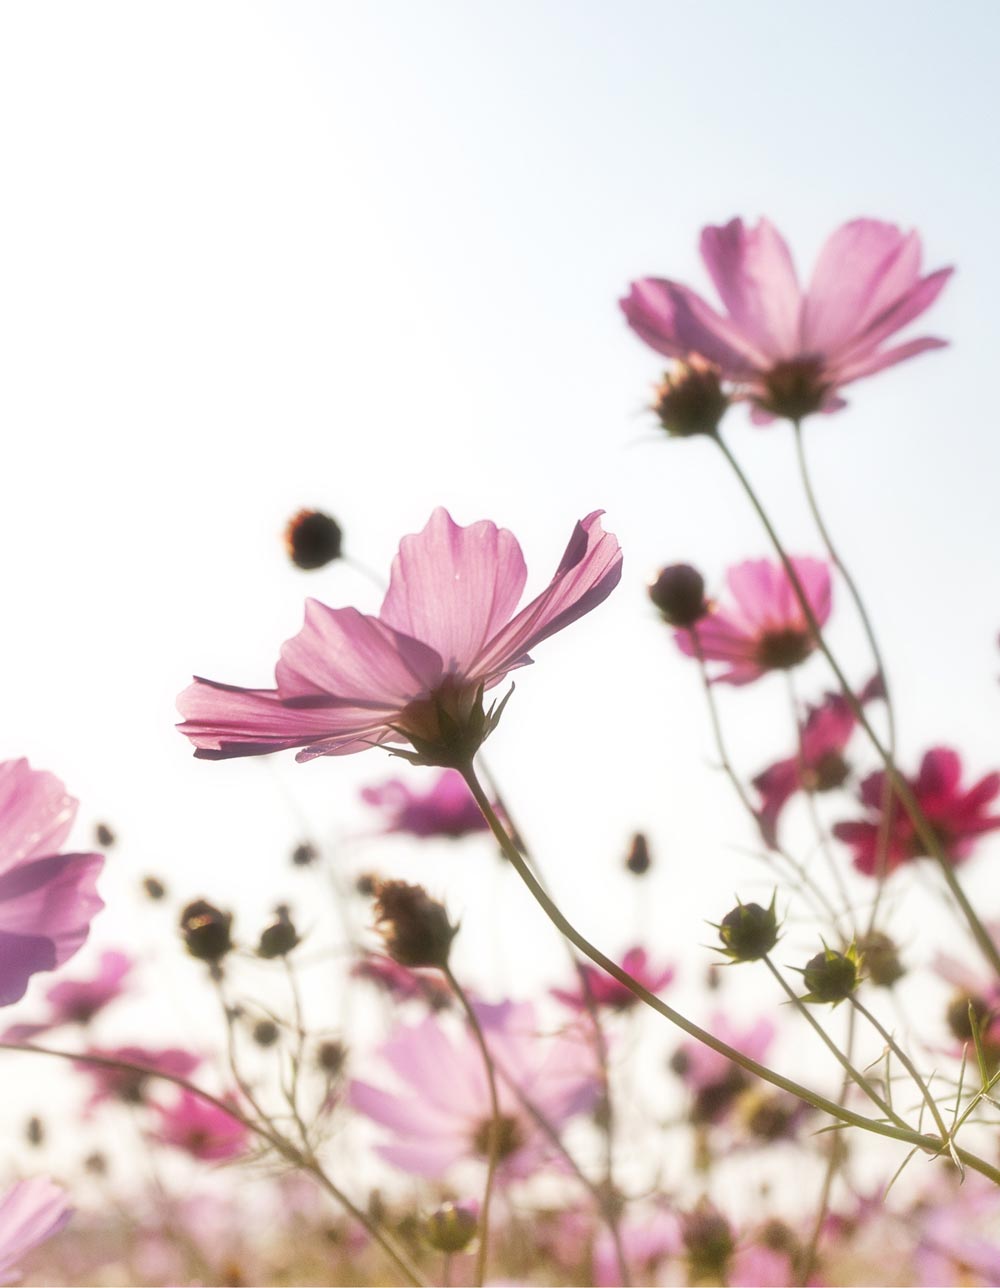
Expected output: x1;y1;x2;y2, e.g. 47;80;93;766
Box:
179;508;621;767
151;1089;249;1162
0;760;104;1008
622;217;952;422
351;952;454;1009
0;1178;71;1283
1;950;132;1043
360;770;488;839
833;747;1000;876
75;1045;203;1110
551;947;675;1013
674;558;831;686
349;1000;600;1182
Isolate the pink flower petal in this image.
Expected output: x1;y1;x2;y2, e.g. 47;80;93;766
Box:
620;279;765;374
700;218;802;360
0;1178;71;1280
833;334;948;385
0;761;76;876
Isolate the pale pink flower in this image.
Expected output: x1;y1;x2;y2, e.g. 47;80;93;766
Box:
622;217;952;422
674;558;831;686
179;508;621;766
349;1000;600;1182
551;947;675;1013
360;770;488;839
150;1089;248;1162
671;1013;776;1124
0;1178;71;1284
75;1045;203;1109
1;949;132;1043
0;760;104;1007
351;952;454;1009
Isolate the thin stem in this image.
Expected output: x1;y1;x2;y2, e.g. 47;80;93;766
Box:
458;762;1000;1186
850;996;951;1144
443;964;500;1288
0;1041;427;1286
713;431;1000;981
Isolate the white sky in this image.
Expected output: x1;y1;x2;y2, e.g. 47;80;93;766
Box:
2;0;1000;1189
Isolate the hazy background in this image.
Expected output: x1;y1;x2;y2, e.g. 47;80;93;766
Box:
1;0;998;1169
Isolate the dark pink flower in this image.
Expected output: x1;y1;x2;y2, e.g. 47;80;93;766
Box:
351;952;453;1009
360;770;488;839
349;1000;600;1182
675;558;831;686
551;947;675;1012
75;1045;203;1109
622;217;952;422
2;950;131;1043
151;1089;248;1162
833;747;1000;876
178;508;621;766
0;760;104;1008
0;1177;71;1282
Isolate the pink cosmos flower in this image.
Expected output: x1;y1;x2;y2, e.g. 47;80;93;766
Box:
349;1000;600;1182
351;952;453;1009
833;747;1000;876
0;760;104;1008
551;947;675;1013
178;508;621;766
1;950;132;1043
621;217;952;422
674;558;831;686
150;1089;249;1162
75;1045;203;1110
360;770;488;839
671;1013;776;1125
0;1178;71;1284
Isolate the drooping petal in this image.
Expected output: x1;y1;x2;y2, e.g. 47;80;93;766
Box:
0;933;56;1008
699;218;802;360
620;279;765;374
470;512;622;683
0;761;77;876
752;757;800;849
0;853;103;973
0;1178;71;1280
379;509;527;674
348;1081;459;1137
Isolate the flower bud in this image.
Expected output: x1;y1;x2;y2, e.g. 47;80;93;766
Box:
373;881;457;969
25;1116;44;1147
142;875;167;901
624;832;652;876
179;899;233;962
291;841;318;867
716;896;780;962
257;906;300;959
856;931;905;988
682;1201;734;1284
648;564;708;627
284;509;343;570
95;822;115;847
801;944;860;1004
652;361;728;437
317;1039;347;1075
423;1201;479;1254
252;1019;280;1048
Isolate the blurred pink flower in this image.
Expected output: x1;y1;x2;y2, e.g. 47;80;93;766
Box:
360;770;488;839
151;1089;248;1162
671;1014;776;1124
675;558;831;686
1;950;132;1043
349;1000;600;1182
593;1207;680;1286
551;947;675;1012
351;952;453;1009
833;747;1000;876
179;508;621;766
75;1045;203;1109
0;1177;71;1284
910;1176;1000;1286
622;217;951;422
0;760;104;1008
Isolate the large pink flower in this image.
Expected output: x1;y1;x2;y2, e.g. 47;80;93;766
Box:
349;1000;600;1182
0;1178;71;1283
833;747;1000;877
674;557;831;686
0;761;104;1008
178;508;621;766
622;217;952;422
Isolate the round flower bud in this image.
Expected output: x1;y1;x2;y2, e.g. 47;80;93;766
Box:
142;875;167;901
802;946;860;1004
25;1116;44;1147
374;881;457;970
257;906;300;959
252;1019;280;1048
682;1201;734;1284
284;509;343;570
624;832;652;876
716;898;780;962
856;931;905;988
423;1201;479;1254
652;361;729;438
95;822;115;847
648;564;708;628
317;1039;347;1075
291;841;318;867
179;899;233;962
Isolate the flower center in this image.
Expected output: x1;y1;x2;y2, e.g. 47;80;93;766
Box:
471;1113;524;1161
755;628;813;671
801;751;850;793
758;357;830;421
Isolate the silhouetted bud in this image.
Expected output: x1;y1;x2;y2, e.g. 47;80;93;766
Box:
716;896;780;962
374;881;457;969
652;360;728;437
84;1151;108;1175
423;1201;479;1254
179;899;233;962
801;944;860;1004
682;1201;734;1284
95;823;115;847
317;1039;347;1075
252;1019;280;1048
285;509;343;570
142;876;167;901
705;963;722;991
257;906;300;959
25;1116;44;1147
648;564;708;628
857;931;904;988
355;872;378;897
291;841;318;868
624;832;652;876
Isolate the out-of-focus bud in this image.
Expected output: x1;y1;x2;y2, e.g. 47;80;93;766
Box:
373;881;457;970
317;1039;347;1075
179;899;234;963
856;931;905;988
946;993;992;1043
291;841;318;868
715;896;780;962
251;1019;280;1048
624;832;652;876
648;564;708;628
257;906;300;959
652;360;729;438
25;1116;44;1147
84;1152;108;1175
95;823;115;847
682;1200;735;1285
801;944;861;1004
423;1200;479;1254
355;872;378;897
142;875;167;901
285;509;343;570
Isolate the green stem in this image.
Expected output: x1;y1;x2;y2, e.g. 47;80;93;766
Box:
850;996;951;1143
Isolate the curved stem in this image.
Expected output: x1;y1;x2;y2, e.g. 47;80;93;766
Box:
457;762;1000;1186
713;431;1000;981
0;1041;427;1286
443;965;500;1287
